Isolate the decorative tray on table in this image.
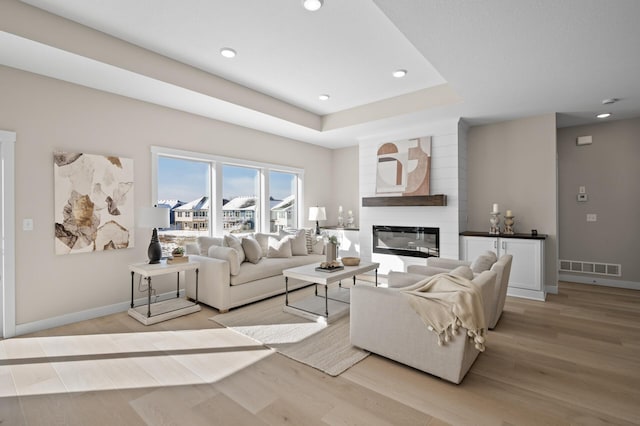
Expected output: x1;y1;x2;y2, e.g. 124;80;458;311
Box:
315;261;344;272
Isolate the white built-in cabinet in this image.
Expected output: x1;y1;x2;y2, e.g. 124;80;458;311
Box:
460;232;546;301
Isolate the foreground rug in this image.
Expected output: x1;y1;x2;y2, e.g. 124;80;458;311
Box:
211;288;369;376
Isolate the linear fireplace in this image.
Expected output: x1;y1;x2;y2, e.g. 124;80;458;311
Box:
372;225;439;258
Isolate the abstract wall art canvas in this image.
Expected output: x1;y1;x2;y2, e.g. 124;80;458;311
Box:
54;152;134;254
376;136;431;196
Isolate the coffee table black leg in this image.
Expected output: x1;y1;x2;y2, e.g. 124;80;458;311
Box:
325;285;328;317
285;277;289;306
353;275;356;286
375;269;378;287
130;271;134;308
195;268;199;303
176;272;180;298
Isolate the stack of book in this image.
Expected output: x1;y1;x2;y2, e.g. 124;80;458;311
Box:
167;255;189;264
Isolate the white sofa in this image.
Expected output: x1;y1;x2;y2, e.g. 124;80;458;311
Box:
350;267;498;384
183;231;325;312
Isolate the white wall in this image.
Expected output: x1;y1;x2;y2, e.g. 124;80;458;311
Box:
358;119;462;274
327;145;359;228
0;65;333;330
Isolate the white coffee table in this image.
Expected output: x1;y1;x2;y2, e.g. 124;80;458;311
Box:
282;261;379;322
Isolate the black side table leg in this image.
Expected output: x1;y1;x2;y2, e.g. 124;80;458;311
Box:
130;271;134;308
176;272;180;298
146;277;152;318
195;268;199;303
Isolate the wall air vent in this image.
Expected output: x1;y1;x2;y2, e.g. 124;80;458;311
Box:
559;259;622;277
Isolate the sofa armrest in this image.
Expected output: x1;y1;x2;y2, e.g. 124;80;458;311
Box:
425;258;471;270
185;254;231;311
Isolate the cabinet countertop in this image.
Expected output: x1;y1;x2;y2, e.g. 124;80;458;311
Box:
460;231;547;240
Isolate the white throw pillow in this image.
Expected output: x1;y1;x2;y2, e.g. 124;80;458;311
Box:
208;245;240;276
255;232;280;257
224;234;246;264
241;237;262;264
471;251;497;273
197;236;223;256
311;236;325;254
267;237;292;258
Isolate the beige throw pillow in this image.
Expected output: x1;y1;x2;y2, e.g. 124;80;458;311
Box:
224;234;246;264
267;237;292;258
241;237;262;264
450;265;475;280
281;229;308;256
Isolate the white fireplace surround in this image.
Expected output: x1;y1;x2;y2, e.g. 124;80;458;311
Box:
358;119;467;275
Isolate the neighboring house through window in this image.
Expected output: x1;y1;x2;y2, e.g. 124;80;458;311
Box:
152;147;304;256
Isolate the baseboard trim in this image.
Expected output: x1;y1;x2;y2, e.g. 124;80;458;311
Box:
559;273;640;291
14;290;186;337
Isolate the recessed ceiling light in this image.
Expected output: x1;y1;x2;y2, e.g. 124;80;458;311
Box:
393;69;408;78
318;94;330;101
602;98;619;105
596;113;611;119
302;0;323;11
220;48;236;58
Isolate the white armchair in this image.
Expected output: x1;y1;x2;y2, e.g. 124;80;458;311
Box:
350;269;498;384
403;253;513;329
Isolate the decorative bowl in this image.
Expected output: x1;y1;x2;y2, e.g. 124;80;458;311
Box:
341;257;360;266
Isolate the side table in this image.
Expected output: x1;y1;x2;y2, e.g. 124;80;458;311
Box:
128;260;201;325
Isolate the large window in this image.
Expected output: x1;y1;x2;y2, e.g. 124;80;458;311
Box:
269;171;298;232
222;164;259;233
152;147;303;256
156;156;209;256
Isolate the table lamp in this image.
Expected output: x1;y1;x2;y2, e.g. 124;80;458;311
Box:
138;206;170;264
308;206;326;235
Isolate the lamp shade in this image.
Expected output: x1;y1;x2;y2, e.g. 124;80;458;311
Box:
308;206;326;221
138;206;170;229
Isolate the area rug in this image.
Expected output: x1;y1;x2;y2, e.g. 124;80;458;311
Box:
210;287;369;376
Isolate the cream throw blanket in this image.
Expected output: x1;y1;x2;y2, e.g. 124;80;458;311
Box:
402;273;487;352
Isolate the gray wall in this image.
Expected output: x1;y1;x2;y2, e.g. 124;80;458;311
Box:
557;117;640;284
467;114;558;293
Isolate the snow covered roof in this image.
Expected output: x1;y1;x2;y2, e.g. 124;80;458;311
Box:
174;196;209;211
222;196;256;211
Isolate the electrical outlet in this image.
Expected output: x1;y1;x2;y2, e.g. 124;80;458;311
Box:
579;186;586;194
586;214;597;222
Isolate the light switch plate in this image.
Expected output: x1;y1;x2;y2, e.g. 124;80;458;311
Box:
586;214;597;222
23;218;34;231
577;194;588;202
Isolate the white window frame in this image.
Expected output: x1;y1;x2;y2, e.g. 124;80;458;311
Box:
151;146;304;235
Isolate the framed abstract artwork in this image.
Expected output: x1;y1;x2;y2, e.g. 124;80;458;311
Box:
54;152;134;254
376;136;431;196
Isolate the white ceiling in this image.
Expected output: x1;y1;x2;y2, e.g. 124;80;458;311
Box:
6;0;640;148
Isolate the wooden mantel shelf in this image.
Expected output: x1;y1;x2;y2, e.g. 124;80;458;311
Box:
361;194;447;207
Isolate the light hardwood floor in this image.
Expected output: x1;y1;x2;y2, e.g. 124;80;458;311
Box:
1;281;639;425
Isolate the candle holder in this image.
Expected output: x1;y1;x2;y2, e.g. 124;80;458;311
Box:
489;212;501;235
503;215;515;235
